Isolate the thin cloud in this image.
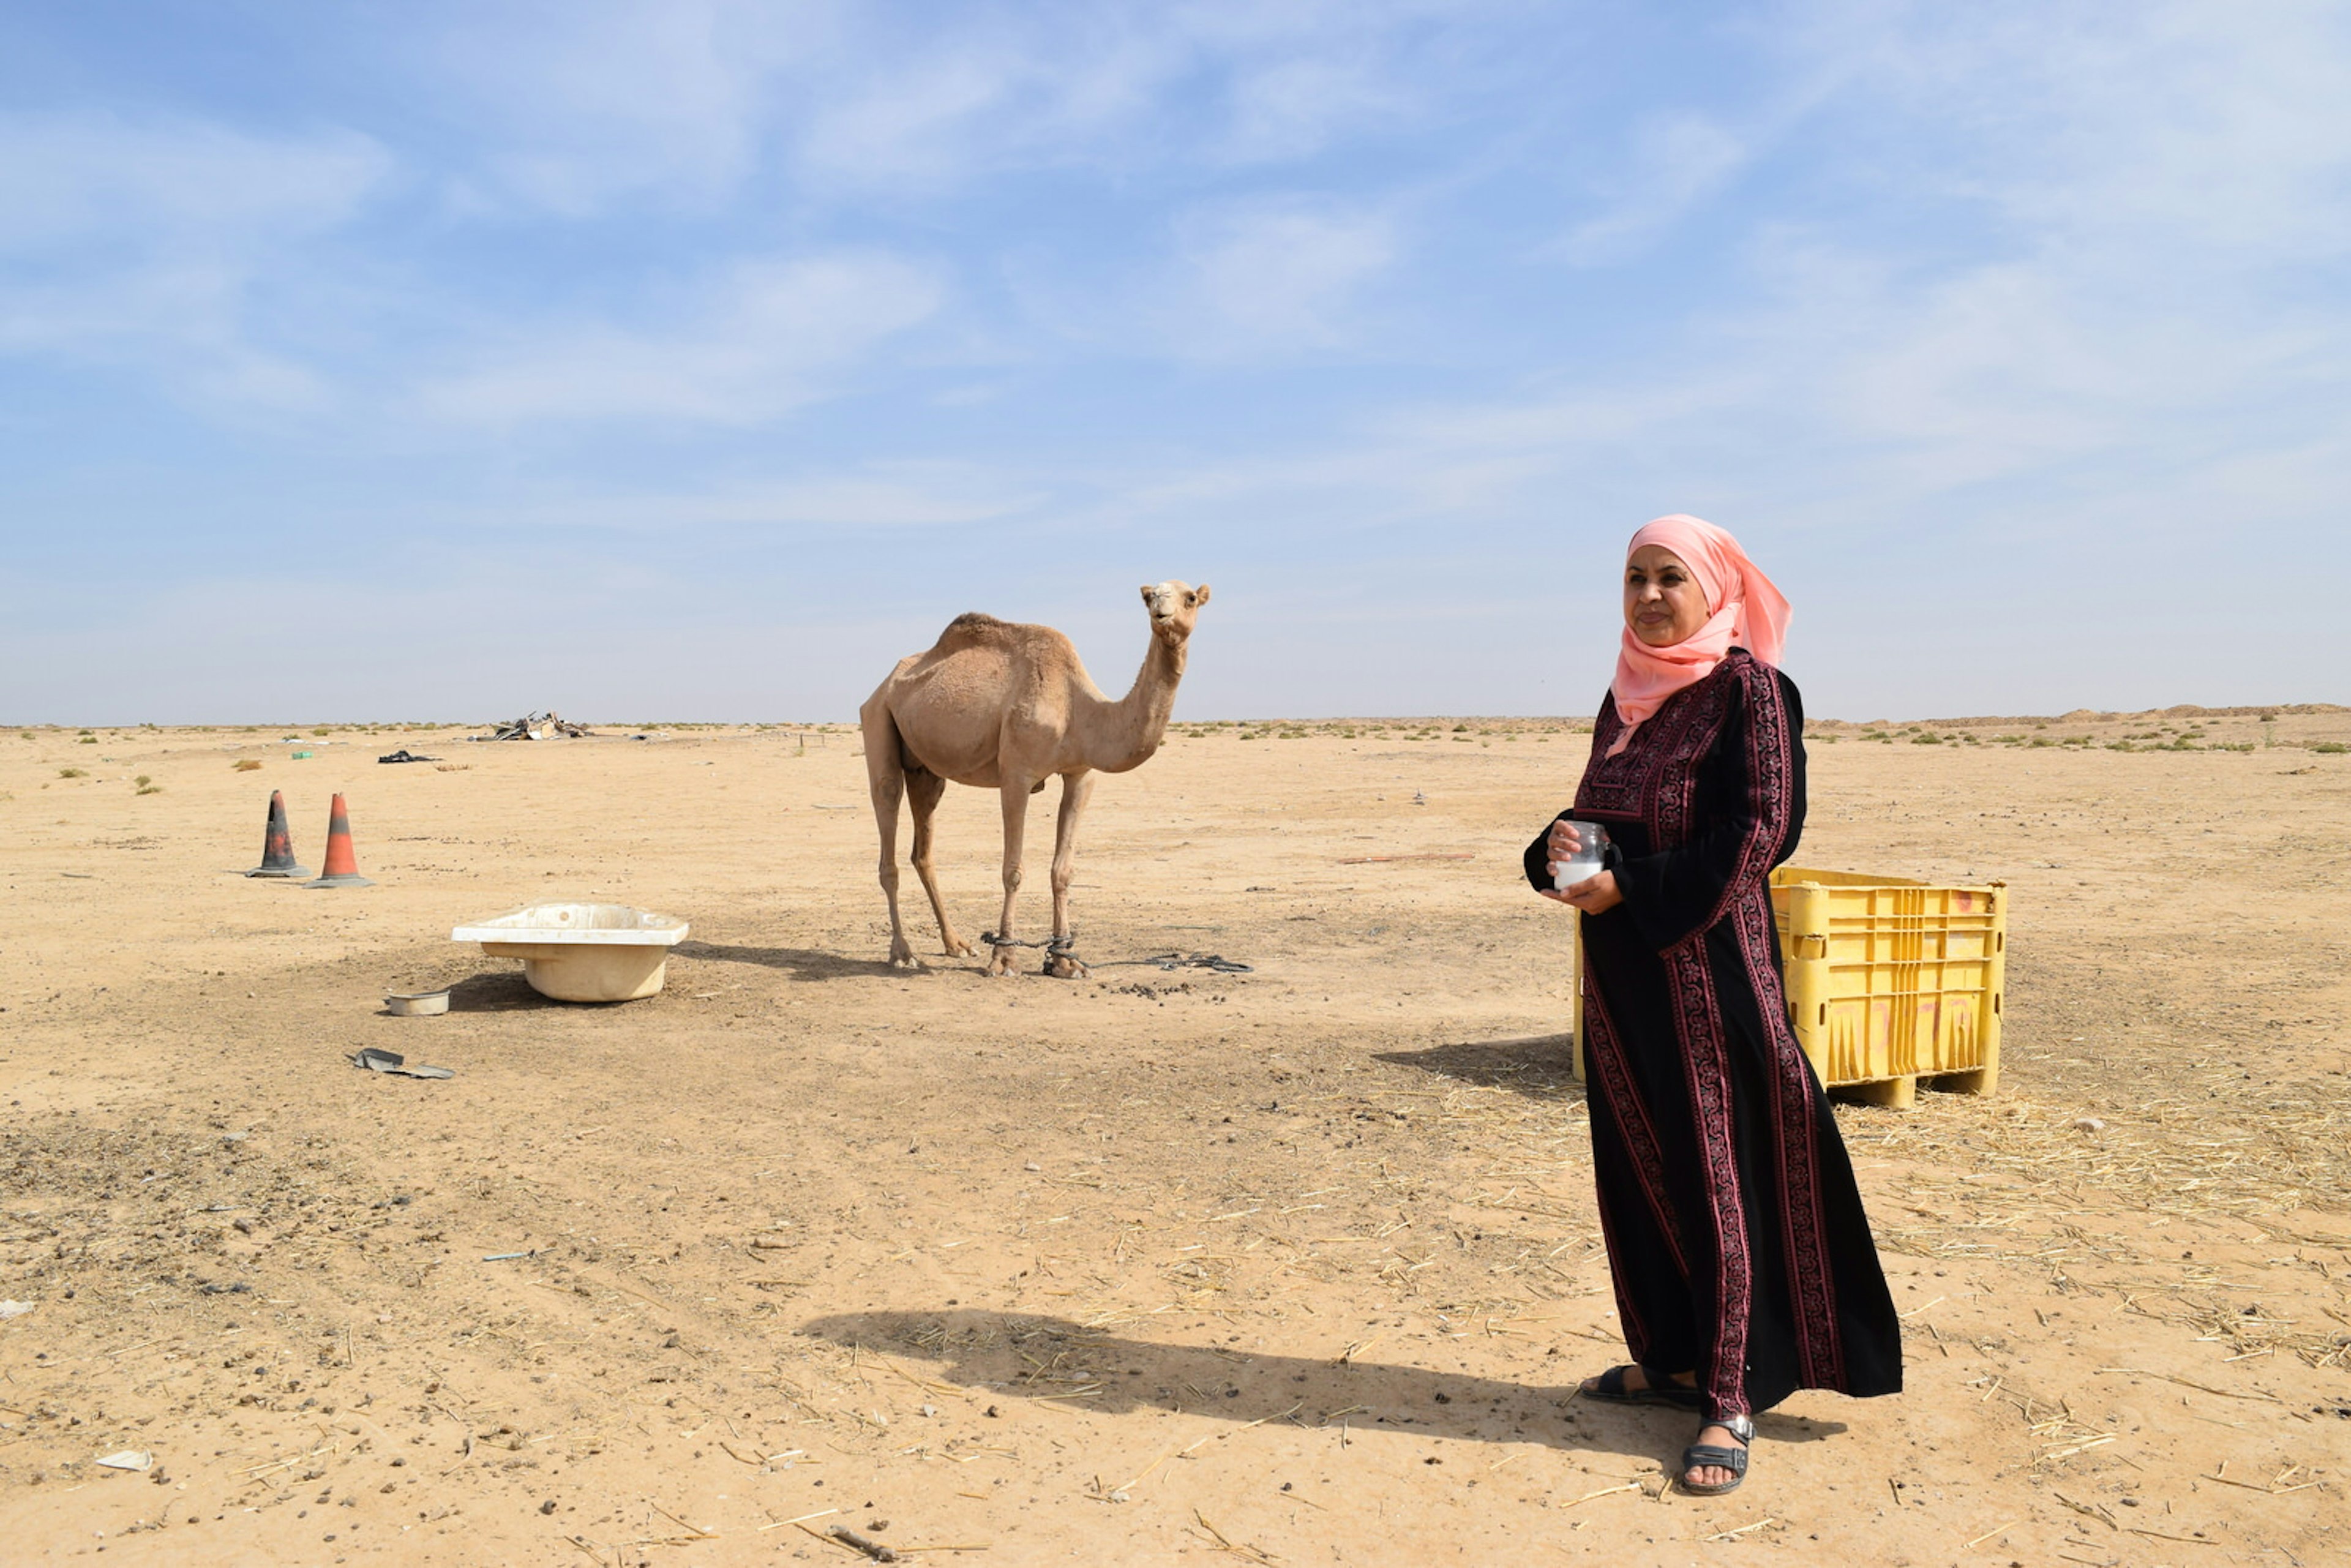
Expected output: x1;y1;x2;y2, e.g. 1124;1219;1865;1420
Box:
797;43;1046;184
1559;113;1750;266
1832;0;2351;260
478;470;1047;531
0;113;388;250
0;112;389;405
419;0;829;212
1213;48;1414;163
413;252;944;424
1169;197;1400;356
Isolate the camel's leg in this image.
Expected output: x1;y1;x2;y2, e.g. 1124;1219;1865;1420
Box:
989;776;1033;977
1041;772;1095;978
905;768;973;959
861;702;919;969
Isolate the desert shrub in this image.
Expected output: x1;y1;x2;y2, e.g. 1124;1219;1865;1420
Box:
2314;741;2348;755
59;767;87;778
137;784;162;795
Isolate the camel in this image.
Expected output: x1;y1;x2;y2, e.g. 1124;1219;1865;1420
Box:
859;581;1211;977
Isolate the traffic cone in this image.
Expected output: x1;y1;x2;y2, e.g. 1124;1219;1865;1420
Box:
244;790;312;879
304;794;374;888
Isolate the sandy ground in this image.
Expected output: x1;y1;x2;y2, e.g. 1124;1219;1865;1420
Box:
2;705;2349;1567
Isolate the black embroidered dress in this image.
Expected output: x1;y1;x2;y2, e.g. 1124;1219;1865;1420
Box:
1523;650;1902;1419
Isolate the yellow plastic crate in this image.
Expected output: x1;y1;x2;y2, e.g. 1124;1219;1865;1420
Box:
1567;868;2007;1108
1769;867;2006;1107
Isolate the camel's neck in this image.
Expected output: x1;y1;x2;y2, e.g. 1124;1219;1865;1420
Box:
1089;633;1187;773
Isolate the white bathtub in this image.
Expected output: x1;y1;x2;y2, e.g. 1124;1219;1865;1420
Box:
451;902;689;1002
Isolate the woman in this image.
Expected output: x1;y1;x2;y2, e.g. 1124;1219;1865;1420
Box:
1524;516;1901;1495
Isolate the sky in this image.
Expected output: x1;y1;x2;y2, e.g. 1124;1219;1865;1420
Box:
2;0;2347;724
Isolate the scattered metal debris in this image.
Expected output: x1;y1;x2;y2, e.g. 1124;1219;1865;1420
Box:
473;711;594;741
351;1047;454;1080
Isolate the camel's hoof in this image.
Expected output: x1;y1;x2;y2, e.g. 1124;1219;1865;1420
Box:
943;940;977;959
1042;953;1088;980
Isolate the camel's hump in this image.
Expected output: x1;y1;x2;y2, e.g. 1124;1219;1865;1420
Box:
942;611;1009;636
929;611;1058;651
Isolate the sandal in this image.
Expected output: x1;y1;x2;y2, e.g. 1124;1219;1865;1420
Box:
1677;1413;1754;1496
1580;1365;1703;1409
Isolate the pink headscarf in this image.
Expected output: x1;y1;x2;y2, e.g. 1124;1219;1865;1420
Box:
1607;515;1791;756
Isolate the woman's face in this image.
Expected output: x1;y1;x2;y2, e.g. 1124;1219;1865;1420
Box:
1624;545;1711;647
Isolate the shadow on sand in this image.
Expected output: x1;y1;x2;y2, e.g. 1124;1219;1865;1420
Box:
798;1308;1844;1469
673;940;909;983
441;970;561;1012
1374;1033;1584;1100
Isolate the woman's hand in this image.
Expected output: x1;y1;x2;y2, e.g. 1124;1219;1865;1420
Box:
1538;820;1623;912
1540;869;1624;913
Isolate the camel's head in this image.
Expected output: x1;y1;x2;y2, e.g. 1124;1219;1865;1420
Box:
1141;580;1211;646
